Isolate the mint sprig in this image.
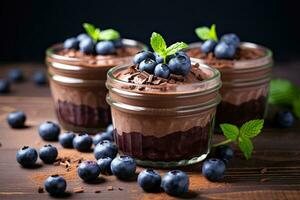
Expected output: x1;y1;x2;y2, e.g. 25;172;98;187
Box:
213;119;264;159
83;23;120;42
150;32;188;63
195;24;218;42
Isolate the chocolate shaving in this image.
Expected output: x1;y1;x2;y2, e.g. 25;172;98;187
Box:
107;186;114;191
38;186;44;193
95;189;101;193
73;187;84;193
260;168;267;174
260;178;270;182
118;187;124;191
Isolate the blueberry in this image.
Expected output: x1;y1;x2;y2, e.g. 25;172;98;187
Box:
96;41;116;55
16;146;38;167
168;52;191;76
8;68;23;82
113;39;123;48
139;58;157;74
77;160;101;182
274;111;294;128
39;144;58;164
215;145;234;164
7;111;26;128
221;33;240;48
0;79;10;94
63;37;79;49
97;157;113;175
79;37;94;54
154;64;170;79
138;169;161;192
133;51;155;64
161;170;189;196
201;39;217;54
93;131;113;145
77;33;90;42
202;158;226;182
154;53;164;64
94;140;118;160
33;71;47;85
106;124;114;136
111;155;136;180
73;133;93;152
38;121;60;141
59;131;75;148
44;175;67;196
214;41;236;59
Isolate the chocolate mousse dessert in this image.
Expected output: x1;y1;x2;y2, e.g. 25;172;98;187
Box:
46;23;146;133
186;24;273;127
106;32;221;167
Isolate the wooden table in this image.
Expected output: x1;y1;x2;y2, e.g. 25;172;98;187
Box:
0;63;299;200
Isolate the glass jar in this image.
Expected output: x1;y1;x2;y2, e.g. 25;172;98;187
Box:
187;42;273;127
106;59;221;168
46;39;146;134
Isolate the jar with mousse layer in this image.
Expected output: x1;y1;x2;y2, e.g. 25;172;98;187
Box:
187;42;273;127
106;59;221;167
46;39;146;134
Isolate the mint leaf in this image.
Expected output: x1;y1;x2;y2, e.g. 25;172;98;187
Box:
195;24;218;41
238;137;253;160
293;97;300;118
240;119;264;138
165;42;188;56
83;23;100;42
209;24;218;41
150;32;167;54
220;123;239;141
100;29;120;41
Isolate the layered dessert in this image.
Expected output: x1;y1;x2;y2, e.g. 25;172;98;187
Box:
46;23;146;133
186;24;273;126
106;32;221;167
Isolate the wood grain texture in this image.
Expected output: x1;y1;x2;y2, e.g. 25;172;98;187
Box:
0;63;299;200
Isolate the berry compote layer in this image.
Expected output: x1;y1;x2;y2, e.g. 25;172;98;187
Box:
187;42;273;126
46;40;145;134
106;60;221;167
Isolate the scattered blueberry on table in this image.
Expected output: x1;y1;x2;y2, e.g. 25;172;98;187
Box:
8;68;23;82
73;133;93;152
94;140;118;160
111;155;136;180
202;158;226;182
33;71;47;85
59;131;76;148
97;157;113;175
7;111;26;128
77;160;101;182
93;131;113;145
138;169;161;192
161;170;189;196
274;111;294;128
38;121;61;141
16;146;38;168
215;145;234;164
0;79;10;94
44;175;67;196
39;144;58;164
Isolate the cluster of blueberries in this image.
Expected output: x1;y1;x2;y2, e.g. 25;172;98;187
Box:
64;33;122;55
133;50;191;79
201;33;240;59
0;68;47;94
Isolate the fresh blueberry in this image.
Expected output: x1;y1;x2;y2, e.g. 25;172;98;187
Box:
221;33;240;48
33;71;47;85
168;52;191;76
96;41;116;55
111;155;136;180
274;111;295;128
214;41;236;59
0;79;10;94
44;175;67;196
79;37;94;54
77;160;101;182
161;170;189;196
59;131;75;148
201;39;217;54
77;33;90;42
7;111;26;128
8;68;23;82
113;39;123;48
133;51;155;64
154;64;170;79
97;157;113;175
138;169;161;192
106;124;114;136
93;131;113;145
38;121;60;141
215;145;234;164
73;133;93;152
154;53;164;64
139;58;157;74
202;158;226;182
16;146;38;167
94;140;118;160
63;37;79;49
39;144;58;164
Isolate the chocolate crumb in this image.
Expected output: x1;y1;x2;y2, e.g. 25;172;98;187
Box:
260;168;267;174
118;187;124;191
73;186;84;193
107;186;114;191
260;178;270;182
38;186;44;193
53;161;60;166
95;190;101;193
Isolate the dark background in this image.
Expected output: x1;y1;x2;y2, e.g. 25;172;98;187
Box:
1;0;300;62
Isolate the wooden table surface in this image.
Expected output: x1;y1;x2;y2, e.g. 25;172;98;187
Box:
0;63;299;200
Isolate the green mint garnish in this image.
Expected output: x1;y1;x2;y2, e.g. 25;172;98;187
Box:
195;24;218;42
150;32;188;63
268;79;300;118
213;119;264;159
83;23;120;42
